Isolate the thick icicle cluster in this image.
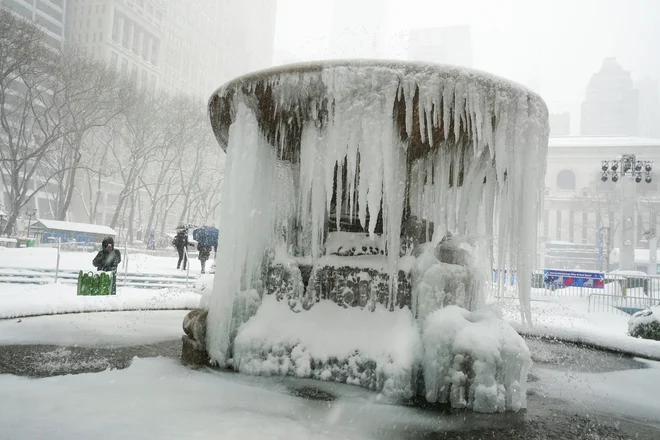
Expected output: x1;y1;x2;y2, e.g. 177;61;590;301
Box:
206;62;549;366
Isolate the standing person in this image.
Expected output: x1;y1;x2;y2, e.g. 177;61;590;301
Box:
92;236;121;295
147;230;156;250
172;226;188;270
197;242;212;274
92;236;121;272
193;226;218;274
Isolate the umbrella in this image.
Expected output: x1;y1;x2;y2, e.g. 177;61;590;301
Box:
193;226;219;247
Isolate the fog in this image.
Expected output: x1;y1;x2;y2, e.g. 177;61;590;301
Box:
276;0;660;134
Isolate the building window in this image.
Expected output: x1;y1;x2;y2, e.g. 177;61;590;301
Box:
556;170;576;191
582;212;588;244
121;59;128;73
544;209;549;239
568;210;575;243
110;52;118;69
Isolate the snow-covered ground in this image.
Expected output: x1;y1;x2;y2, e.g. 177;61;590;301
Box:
0;247;212;275
0;310;187;346
0;248;205;318
2;354;660;439
492;290;660;360
0;283;200;319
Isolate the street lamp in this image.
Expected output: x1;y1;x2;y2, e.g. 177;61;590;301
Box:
600;154;653;271
24;208;37;238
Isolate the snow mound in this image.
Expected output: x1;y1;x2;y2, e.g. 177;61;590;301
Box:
422;305;531;413
233;295;422;399
629;306;660;341
194;274;215;295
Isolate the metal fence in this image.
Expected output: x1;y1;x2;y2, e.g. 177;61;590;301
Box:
0;239;198;289
490;268;660;313
531;272;660;301
588;293;658;316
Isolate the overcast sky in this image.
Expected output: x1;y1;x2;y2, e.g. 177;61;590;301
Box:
273;0;660;134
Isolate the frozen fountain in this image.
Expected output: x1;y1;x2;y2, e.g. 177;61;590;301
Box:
182;60;549;413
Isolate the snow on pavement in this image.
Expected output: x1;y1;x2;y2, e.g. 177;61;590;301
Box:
493;294;660;360
0;310;188;347
0;283;200;319
0;357;375;440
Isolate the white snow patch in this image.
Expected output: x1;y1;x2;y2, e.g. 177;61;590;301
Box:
0;357;374;440
495;295;660;360
0;283;199;319
0;310;187;346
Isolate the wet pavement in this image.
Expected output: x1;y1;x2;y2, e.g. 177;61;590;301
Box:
1;322;659;439
0;340;181;378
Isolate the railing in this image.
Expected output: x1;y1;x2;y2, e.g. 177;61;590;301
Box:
0;267;192;289
588;293;658;316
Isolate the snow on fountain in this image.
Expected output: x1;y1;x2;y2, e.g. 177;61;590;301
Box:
194;60;548;413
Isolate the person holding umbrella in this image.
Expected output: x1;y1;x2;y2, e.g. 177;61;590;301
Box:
193;226;218;274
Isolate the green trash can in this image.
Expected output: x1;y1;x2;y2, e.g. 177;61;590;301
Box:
77;271;116;296
26;239;35;248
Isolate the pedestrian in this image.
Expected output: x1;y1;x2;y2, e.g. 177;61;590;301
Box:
172;226;188;270
92;236;121;295
198;242;212;274
147;230;156;250
193;226;218;274
92;236;121;272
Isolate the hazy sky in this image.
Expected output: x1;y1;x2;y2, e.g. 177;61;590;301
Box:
274;0;660;134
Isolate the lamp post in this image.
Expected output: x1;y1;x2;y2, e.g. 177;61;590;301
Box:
24;208;37;238
601;154;653;271
643;227;658;275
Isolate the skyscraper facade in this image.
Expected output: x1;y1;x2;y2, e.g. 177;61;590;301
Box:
1;0;67;49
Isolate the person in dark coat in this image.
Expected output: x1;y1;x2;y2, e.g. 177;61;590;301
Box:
193;226;218;274
172;226;188;270
92;236;121;272
198;243;212;274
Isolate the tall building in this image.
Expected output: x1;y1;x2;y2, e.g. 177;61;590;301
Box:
407;25;473;68
66;0;164;90
637;77;660;138
66;0;276;100
331;0;386;59
580;58;639;136
549;112;571;137
1;0;68;49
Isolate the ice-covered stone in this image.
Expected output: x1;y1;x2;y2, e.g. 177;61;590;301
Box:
422;306;531;413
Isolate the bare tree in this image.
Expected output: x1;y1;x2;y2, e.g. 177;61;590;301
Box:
0;11;70;234
108;90;165;229
43;49;135;220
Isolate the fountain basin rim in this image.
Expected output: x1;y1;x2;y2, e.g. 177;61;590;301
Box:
208;59;548;156
209;59;542;104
